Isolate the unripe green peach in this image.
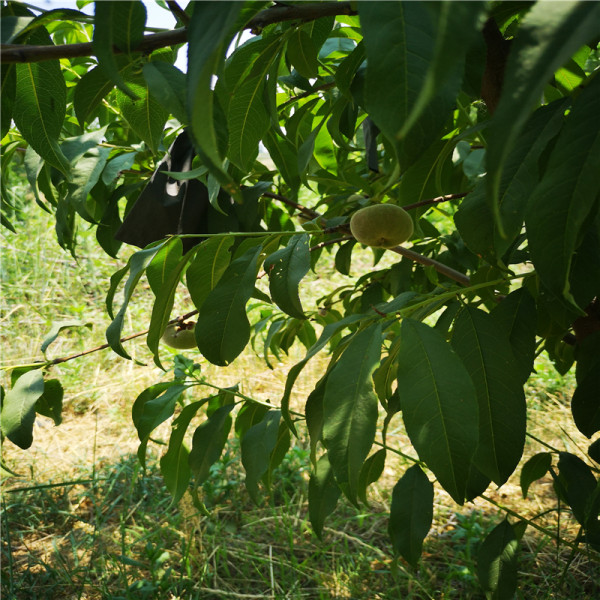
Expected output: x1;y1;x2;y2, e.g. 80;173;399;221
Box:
349;204;413;248
161;322;197;349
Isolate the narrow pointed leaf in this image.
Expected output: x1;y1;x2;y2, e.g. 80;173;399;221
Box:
491;288;537;385
0;370;44;449
397;319;478;504
572;370;600;438
525;74;600;307
241;410;281;503
93;1;145;98
186;235;234;311
131;382;187;467
106;244;164;360
143;62;187;124
160;400;206;503
287;29;319;79
389;464;434;567
308;453;342;539
35;379;63;427
323;323;382;503
114;68;169;154
357;448;386;506
520;452;552;499
196;245;262;366
487;1;600;232
451;307;526;486
189;404;235;484
13;32;70;175
264;234;310;319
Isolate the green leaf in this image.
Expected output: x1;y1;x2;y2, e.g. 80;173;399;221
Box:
398;1;486;138
196;245;262;366
360;1;434;142
74;65;115;127
477;520;519;599
145;238;189;368
323;323;382;504
1;370;44;449
357;448;386;506
264;234;310;319
287;28;319;79
223;37;284;171
455;100;567;261
1;63;15;139
308;453;341;539
160;400;206;503
241;409;281;503
262;129;300;191
131;382;187;467
281;313;368;433
335;41;366;99
13;32;70;175
520;452;552;499
490;288;537;385
397;319;478;504
186;235;234;311
451;307;526;486
388;464;434;567
68;145;111;219
40;320;92;355
93;1;146;99
525;74;600;308
305;376;327;465
555;452;598;527
487;0;600;234
106;244;164;360
187;2;241;192
142;62;187;125
572;369;600;439
188;404;235;485
35;379;63;427
114;67;169;154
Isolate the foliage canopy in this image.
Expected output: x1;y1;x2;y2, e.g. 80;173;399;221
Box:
2;1;600;592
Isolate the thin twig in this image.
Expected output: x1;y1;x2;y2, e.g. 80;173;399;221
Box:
402;192;469;212
1;2;355;63
310;236;354;251
388;246;471;286
261;191;321;220
166;0;190;26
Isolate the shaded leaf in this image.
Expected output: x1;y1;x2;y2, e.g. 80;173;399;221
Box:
241;410;281;503
525;74;600;307
323;323;382;504
196;245;262;366
477;520;519;599
389;464;434;567
287;28;319;79
131;382;187;467
186;235;234;311
555;452;598;527
143;62;187;124
35;379;63;426
160;400;207;503
357;448;386;506
520;452;552;499
308;453;341;539
13;29;70;175
451;307;526;485
397;319;478;504
264;234;310;319
93;1;145;98
189;404;235;485
487;1;600;232
1;370;44;449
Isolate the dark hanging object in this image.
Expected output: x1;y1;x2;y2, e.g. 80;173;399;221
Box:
363;117;380;173
115;130;223;252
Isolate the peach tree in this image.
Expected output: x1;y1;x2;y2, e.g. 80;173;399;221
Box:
2;1;600;592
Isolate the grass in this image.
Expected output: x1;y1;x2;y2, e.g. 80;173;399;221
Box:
2;198;599;599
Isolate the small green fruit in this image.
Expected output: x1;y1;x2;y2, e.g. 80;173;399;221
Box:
349;204;413;248
161;322;197;349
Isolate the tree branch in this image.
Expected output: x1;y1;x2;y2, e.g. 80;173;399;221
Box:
1;2;356;63
402;192;469;212
261;191;321;220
